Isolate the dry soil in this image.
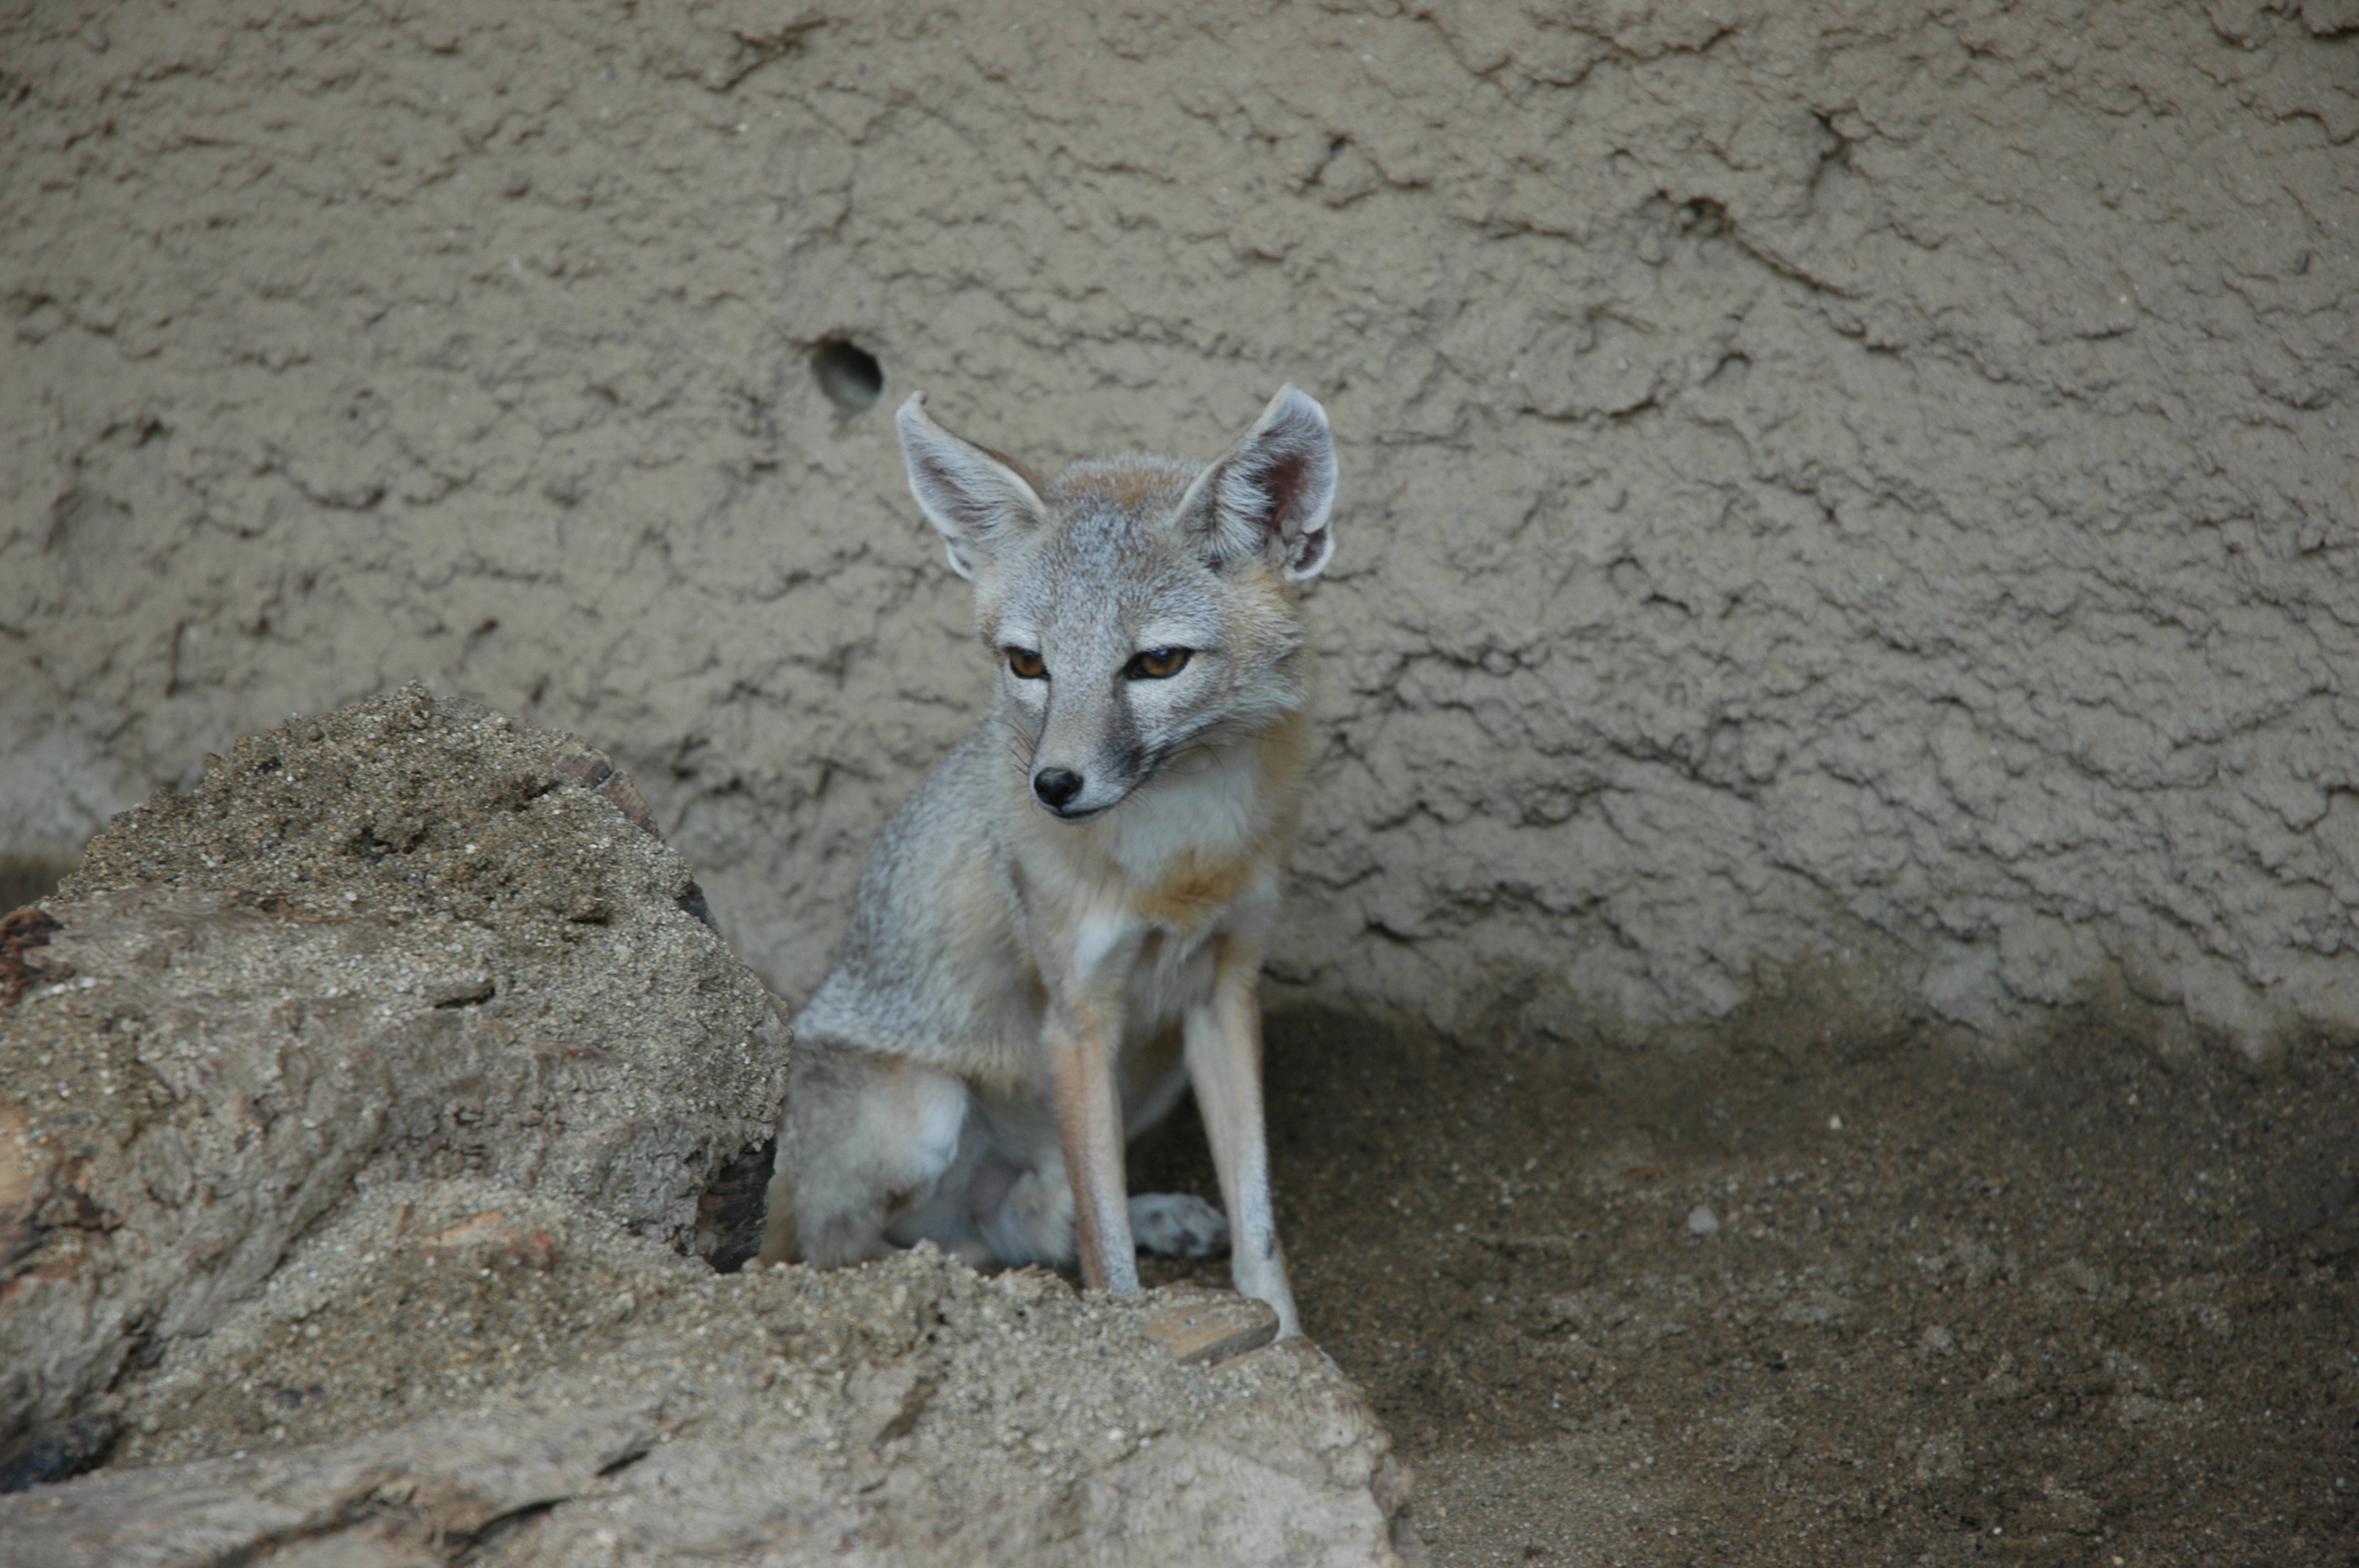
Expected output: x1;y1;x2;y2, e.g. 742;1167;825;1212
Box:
1142;1007;2359;1566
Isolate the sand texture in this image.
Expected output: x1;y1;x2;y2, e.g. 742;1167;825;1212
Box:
0;690;1409;1565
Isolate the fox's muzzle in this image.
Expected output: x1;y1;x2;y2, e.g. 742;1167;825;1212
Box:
1025;684;1147;821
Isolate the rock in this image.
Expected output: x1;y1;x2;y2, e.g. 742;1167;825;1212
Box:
1141;1285;1282;1366
1685;1206;1721;1236
0;690;1409;1563
1;687;786;1450
3;1242;1408;1568
0;907;65;1004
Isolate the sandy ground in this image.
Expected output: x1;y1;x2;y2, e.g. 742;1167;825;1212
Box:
1142;1008;2359;1566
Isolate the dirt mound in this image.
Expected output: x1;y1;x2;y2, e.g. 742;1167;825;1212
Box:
19;1220;1403;1568
0;691;1409;1564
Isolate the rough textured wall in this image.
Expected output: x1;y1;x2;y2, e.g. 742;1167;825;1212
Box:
4;0;2356;1051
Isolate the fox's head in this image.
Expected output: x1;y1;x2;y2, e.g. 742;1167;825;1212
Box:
895;386;1339;822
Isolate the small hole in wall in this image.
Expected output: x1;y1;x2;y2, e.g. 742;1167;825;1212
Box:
812;339;883;414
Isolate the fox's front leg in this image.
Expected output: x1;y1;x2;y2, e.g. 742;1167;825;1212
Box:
1184;934;1302;1338
1045;975;1140;1292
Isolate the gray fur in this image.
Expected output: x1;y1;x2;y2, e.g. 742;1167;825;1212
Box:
762;387;1337;1337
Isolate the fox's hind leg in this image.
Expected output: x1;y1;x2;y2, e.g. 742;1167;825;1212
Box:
970;1149;1078;1267
758;1040;968;1268
1122;1047;1236;1264
1128;1192;1228;1257
1118;1047;1228;1258
963;1156;1228;1263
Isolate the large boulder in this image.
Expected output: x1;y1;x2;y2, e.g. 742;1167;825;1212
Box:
1;686;787;1448
9;1230;1406;1568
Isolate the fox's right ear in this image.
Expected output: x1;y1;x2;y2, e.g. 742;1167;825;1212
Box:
896;394;1049;580
1175;384;1339;583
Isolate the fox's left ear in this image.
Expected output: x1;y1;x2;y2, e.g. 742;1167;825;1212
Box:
1178;384;1338;581
896;393;1050;580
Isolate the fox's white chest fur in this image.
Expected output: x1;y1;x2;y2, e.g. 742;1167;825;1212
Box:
1011;719;1299;1049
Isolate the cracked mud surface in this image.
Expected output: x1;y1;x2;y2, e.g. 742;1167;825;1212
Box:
1144;1009;2359;1564
7;0;2359;1054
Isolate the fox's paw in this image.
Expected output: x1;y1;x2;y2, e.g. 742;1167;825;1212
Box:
1129;1192;1229;1258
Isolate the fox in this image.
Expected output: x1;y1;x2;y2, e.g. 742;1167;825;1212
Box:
755;384;1339;1338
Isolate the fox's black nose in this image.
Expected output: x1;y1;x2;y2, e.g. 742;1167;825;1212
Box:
1033;768;1083;810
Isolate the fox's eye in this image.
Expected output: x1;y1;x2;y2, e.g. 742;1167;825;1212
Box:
1124;647;1192;681
1005;647;1047;680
